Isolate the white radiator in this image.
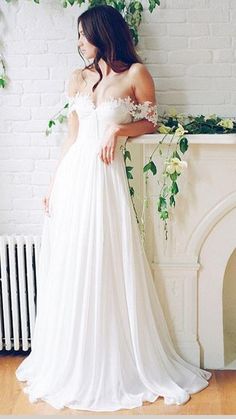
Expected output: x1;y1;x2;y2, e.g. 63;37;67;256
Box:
0;235;41;352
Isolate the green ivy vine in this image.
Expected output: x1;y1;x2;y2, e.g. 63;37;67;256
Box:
128;111;236;240
120;129;189;242
45;98;236;241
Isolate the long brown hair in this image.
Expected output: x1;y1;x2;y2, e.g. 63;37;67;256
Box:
77;5;143;92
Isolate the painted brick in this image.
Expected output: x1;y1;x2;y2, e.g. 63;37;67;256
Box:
0;0;234;233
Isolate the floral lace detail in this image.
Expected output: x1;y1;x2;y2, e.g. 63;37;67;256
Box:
66;93;158;127
127;100;158;127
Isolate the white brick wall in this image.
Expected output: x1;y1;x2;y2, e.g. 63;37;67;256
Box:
0;0;235;234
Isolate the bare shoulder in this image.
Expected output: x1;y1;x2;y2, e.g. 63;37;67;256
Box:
128;62;152;80
128;62;156;103
68;68;86;97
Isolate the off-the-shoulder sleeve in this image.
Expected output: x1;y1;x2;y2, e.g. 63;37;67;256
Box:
127;100;158;126
129;100;158;127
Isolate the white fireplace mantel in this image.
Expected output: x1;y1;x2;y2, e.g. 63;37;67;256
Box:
127;134;236;370
128;133;236;145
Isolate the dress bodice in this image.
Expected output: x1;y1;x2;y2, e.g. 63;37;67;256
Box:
67;92;158;146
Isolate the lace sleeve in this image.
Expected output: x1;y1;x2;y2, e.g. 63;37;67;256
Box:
129;101;158;127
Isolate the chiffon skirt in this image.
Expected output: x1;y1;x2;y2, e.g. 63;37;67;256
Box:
15;138;212;411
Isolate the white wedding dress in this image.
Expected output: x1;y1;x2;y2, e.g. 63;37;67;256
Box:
15;91;212;412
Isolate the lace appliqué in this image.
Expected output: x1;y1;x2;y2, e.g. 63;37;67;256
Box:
128;101;158;127
65;93;158;127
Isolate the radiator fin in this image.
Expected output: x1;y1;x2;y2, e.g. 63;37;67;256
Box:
0;235;40;351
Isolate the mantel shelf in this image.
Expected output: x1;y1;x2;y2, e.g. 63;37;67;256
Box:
127;133;236;145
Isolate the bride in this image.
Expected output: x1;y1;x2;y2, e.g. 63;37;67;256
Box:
15;4;212;412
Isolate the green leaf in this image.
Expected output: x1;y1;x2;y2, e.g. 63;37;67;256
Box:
170;172;178;182
171;181;179;195
179;136;189;154
150;160;157;175
126;170;133;179
48;120;56;128
57;114;66;123
158;196;167;212
170;195;175;207
129;186;134;196
148;0;160;13
134;1;143;11
143;161;152;173
126;166;133;171
124;150;131;161
115;1;125;12
160;210;169;220
126;166;133;179
143;160;157;175
0;78;5;88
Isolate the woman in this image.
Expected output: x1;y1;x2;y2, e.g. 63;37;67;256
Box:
15;5;212;412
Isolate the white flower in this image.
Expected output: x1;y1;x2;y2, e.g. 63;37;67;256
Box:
175;123;188;137
158;124;172;134
165;157;188;175
168;108;185;123
217;118;234;130
204;113;218;121
168;107;178;118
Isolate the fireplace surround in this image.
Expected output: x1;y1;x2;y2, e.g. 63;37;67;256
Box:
129;133;236;369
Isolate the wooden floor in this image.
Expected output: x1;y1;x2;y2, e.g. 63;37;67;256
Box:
1;352;236;415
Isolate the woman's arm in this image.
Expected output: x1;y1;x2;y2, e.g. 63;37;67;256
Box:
49;70;80;188
54;109;79;170
112;118;157;138
42;70;80;215
99;63;158;165
109;63;158;139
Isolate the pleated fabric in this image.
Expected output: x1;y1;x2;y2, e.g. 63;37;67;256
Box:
15;93;212;411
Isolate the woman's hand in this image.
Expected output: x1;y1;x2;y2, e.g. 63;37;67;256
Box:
98;124;120;165
42;180;54;216
42;193;51;216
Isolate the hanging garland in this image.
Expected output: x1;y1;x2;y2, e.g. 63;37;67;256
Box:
122;111;236;241
46;100;236;241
